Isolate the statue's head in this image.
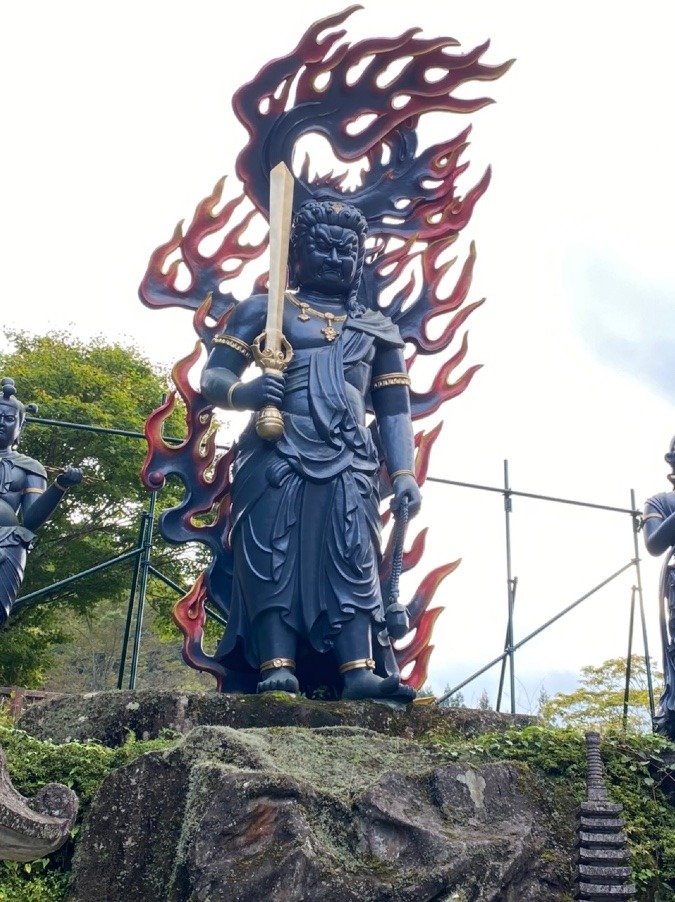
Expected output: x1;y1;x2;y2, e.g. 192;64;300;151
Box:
665;435;675;486
0;378;36;450
289;200;368;316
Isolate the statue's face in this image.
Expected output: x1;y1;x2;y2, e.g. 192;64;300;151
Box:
0;403;21;450
292;223;360;296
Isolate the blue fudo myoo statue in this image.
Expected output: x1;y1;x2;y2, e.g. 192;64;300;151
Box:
642;436;675;738
0;378;82;626
200;200;422;702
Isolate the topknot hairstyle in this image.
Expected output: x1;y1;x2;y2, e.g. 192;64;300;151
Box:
0;378;38;422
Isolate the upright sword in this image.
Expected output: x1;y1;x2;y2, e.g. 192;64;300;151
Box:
251;161;295;441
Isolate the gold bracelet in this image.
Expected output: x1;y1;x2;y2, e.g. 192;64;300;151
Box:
226;381;242;409
371;372;411;391
338;658;376;675
259;658;296;673
212;334;253;361
389;469;416;481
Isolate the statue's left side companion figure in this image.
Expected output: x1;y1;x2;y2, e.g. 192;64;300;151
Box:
0;378;83;626
641;436;675;738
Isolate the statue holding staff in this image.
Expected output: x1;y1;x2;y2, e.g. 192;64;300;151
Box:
140;8;512;699
200;174;421;700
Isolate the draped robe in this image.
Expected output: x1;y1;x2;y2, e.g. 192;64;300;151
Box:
215;312;403;673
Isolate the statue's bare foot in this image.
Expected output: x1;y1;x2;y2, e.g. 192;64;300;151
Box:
257;667;299;694
341;670;415;703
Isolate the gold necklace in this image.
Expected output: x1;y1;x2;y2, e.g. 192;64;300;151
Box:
286;292;347;342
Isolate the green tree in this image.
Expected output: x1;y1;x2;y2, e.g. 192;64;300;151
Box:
43;601;213;693
438;684;465;708
477;689;492;710
0;329;208;687
539;656;661;733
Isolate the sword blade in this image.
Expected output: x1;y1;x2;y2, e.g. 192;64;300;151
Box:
265;162;295;352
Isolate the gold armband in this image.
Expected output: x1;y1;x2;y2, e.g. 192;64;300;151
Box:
212;334;253;362
22;487;44;495
370;372;411;391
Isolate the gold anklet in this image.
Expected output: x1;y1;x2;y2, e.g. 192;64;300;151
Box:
260;657;296;673
338;658;376;675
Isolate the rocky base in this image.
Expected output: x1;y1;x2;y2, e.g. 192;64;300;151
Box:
16;691;574;901
66;724;573;902
18;688;537;747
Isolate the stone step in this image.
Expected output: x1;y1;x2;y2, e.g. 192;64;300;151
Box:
576;882;635;898
577;863;633;880
579;816;626;831
578;847;629;864
579;831;628;847
578;801;624;814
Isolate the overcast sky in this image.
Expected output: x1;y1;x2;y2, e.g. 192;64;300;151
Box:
2;1;674;709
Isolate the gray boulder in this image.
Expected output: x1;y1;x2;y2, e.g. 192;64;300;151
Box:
66;724;573;901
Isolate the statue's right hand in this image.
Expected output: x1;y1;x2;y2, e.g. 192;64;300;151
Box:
55;466;84;488
232;374;285;411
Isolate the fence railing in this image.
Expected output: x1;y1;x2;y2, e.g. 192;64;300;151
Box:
14;415;655;724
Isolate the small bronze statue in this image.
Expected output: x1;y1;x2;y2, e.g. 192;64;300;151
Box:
641;436;675;738
0;378;82;626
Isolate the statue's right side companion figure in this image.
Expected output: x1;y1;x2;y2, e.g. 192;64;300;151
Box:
641;436;675;738
0;378;82;626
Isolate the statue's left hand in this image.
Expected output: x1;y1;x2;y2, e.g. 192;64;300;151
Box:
390;474;421;519
55;466;83;489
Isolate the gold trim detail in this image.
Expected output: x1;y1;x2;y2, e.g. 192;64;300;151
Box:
259;657;296;673
286;292;347;342
389;469;416;481
371;373;411;391
338;658;376;675
22;487;44;495
226;381;242;409
212;334;253;361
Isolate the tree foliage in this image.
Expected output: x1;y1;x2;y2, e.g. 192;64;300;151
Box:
539;656;661;733
0;329;207;687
